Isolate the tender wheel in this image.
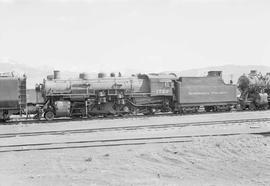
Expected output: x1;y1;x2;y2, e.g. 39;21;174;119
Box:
3;115;9;122
204;106;211;112
44;110;55;121
143;108;155;115
122;106;130;113
249;103;256;111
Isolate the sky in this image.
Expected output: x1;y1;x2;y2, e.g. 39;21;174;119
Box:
0;0;270;74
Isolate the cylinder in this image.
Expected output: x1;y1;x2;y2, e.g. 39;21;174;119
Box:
53;70;60;79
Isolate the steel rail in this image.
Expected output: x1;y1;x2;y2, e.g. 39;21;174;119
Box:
0;131;268;153
0;117;269;139
5;109;270;126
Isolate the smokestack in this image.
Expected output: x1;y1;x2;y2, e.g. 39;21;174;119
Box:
53;70;60;79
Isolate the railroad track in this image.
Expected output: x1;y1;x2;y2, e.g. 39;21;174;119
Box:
0;130;269;153
7;112;178;125
5;109;270;126
1;117;270;139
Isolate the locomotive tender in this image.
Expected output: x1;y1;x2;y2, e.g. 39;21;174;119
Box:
174;71;237;113
0;72;26;121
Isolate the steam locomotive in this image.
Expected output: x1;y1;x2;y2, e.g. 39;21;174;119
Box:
32;70;237;120
237;70;270;110
38;71;177;120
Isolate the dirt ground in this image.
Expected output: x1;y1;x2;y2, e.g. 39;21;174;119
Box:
0;134;269;186
0;111;270;186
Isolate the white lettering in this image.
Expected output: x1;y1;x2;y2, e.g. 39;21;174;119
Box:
188;92;210;95
188;91;227;95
